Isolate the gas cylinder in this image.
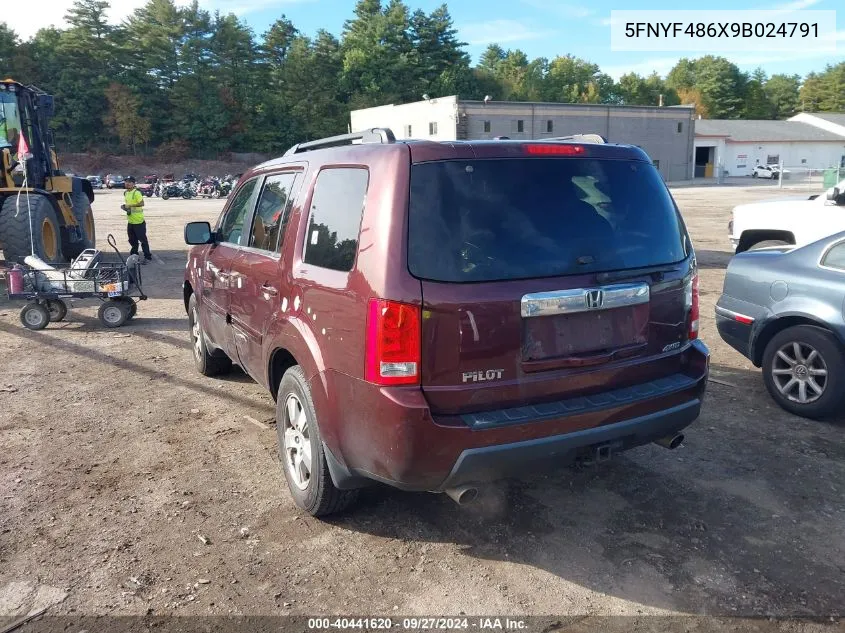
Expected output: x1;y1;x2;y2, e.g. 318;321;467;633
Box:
7;265;24;294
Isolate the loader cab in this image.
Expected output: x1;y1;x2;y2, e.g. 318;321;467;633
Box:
0;79;54;189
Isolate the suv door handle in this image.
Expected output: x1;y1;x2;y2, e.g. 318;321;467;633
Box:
261;284;278;298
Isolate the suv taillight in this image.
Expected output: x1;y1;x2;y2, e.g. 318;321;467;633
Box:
365;299;421;386
685;271;700;340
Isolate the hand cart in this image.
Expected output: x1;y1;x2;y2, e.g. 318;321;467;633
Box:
7;234;148;330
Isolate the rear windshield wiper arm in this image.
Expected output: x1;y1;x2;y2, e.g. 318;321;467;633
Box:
595;263;682;284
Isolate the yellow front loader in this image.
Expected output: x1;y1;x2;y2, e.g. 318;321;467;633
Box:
0;79;96;264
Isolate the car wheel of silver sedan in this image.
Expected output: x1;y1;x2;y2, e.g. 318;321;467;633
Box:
762;325;845;420
771;341;827;404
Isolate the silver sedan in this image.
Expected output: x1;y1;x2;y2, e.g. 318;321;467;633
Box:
716;231;845;419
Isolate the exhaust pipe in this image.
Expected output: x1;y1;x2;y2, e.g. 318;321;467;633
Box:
445;485;479;505
654;433;684;450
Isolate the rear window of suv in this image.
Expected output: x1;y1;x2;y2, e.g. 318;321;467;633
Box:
408;158;688;282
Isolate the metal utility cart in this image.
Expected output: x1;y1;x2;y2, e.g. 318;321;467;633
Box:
7;235;147;330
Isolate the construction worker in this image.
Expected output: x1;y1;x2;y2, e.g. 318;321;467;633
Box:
122;176;152;264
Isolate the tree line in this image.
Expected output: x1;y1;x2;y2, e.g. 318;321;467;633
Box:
0;0;842;157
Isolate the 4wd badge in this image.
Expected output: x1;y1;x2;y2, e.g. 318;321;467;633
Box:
462;369;504;383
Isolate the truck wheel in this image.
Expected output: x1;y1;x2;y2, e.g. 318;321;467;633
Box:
188;293;232;376
64;190;97;260
20;303;50;330
0;195;64;263
762;325;845;420
276;365;359;517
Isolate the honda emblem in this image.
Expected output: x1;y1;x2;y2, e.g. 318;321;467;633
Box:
585;290;604;309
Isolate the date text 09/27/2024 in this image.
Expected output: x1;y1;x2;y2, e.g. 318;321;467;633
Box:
307;618;529;630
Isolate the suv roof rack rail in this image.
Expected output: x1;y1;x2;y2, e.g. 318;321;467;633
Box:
284;128;396;156
549;133;607;144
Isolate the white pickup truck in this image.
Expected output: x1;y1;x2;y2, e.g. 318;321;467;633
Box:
729;178;845;253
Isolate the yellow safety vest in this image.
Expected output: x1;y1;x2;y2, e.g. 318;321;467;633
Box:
124;189;145;225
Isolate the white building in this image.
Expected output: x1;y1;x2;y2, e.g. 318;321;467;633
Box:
694;118;845;178
351;96;697;181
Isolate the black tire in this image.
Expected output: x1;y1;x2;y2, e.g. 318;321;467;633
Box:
752;171;758;178
113;297;136;320
187;293;232;376
276;365;359;517
0;195;65;263
98;300;130;328
20;303;49;330
161;192;170;201
45;299;68;322
182;191;192;200
64;190;97;260
761;325;845;420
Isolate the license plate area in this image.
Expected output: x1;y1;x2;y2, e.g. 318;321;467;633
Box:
522;304;649;361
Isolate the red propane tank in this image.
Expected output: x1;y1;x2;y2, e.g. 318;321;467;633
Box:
7;265;24;294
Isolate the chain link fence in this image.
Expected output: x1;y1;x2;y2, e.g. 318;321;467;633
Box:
717;165;843;191
775;165;843;192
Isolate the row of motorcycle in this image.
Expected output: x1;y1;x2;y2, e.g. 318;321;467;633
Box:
145;173;239;200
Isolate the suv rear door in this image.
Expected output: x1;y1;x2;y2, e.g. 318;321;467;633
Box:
407;151;693;416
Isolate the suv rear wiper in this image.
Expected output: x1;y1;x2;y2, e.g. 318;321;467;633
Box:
595;263;682;284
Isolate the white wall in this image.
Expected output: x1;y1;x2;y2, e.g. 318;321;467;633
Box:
350;96;458;141
721;141;845;176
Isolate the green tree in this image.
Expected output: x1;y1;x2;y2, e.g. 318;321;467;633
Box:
543;55;613;103
123;0;184;89
210;12;257;142
342;0;414;107
743;68;773;119
408;5;471;97
799;72;824;112
764;74;800;119
282;32;347;142
816;62;845;112
103;82;151;153
667;56;746;118
616;72;679;107
0;23;19;73
262;16;298;68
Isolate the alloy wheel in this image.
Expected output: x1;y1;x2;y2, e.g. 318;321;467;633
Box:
282;394;312;491
772;341;828;404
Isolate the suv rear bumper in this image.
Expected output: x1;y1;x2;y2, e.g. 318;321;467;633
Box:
320;339;709;492
437;399;699;490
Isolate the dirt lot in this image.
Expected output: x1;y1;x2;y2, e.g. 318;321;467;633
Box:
1;185;844;624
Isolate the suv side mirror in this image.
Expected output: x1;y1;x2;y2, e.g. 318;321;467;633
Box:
185;221;214;245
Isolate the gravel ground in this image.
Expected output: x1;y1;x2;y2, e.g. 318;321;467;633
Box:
0;185;843;627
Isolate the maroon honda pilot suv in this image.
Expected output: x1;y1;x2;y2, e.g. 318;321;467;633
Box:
183;129;709;516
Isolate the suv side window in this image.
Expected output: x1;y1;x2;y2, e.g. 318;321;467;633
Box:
248;172;299;253
218;178;258;245
303;168;369;272
822;242;845;270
